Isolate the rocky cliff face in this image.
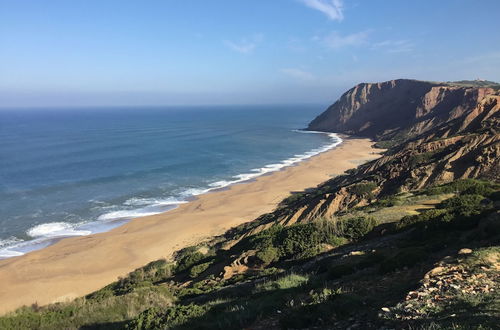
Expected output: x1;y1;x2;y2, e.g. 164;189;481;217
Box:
308;79;497;141
219;79;499;247
264;80;500;225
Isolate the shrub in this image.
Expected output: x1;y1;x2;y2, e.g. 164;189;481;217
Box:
374;195;400;207
255;246;279;265
397;209;452;230
279;223;323;256
176;251;205;273
281;192;306;205
189;262;212;279
408;151;438;168
128;304;207;330
234;221;348;265
336;216;377;240
438;194;487;217
424;179;498;196
278;221;346;257
256;273;309;292
350;182;377;199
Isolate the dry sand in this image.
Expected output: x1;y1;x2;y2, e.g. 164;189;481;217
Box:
0;137;381;315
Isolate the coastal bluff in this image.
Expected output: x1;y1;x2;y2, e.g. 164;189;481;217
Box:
262;79;500;225
308;79;499;141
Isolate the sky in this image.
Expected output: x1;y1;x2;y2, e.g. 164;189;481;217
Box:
1;0;500;107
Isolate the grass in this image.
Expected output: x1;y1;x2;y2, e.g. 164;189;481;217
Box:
0;180;497;329
255;273;309;292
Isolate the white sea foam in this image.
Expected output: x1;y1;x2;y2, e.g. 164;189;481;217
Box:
201;131;342;192
0;236;23;248
124;197;188;207
27;222;92;238
97;209;161;221
0;222;93;259
0;249;24;258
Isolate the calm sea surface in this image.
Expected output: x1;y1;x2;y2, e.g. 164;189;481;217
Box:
0;105;340;257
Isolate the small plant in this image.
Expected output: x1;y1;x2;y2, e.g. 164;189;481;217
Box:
350;182;378;199
256;273;309;292
189;261;212;278
336;216;377;240
255;246;279;265
176;251;205;273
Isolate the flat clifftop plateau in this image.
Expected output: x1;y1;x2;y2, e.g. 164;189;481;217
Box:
307;78;498;141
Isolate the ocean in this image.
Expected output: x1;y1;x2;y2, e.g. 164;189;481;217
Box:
0;104;340;258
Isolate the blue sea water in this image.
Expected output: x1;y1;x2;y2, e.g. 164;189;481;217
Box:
0;105;340;258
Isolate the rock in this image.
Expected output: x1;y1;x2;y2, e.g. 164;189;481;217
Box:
458;248;473;255
273;79;500;224
428;266;446;277
381;307;391;312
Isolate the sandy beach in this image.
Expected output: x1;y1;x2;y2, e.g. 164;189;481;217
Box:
0;137;381;315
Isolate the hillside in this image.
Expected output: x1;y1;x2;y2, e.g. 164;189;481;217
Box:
0;79;498;329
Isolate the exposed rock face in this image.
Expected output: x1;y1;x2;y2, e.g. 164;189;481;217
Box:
271;80;500;224
221;79;499;247
308;79;496;141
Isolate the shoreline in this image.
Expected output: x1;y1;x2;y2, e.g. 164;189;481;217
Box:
0;132;342;259
0;136;382;315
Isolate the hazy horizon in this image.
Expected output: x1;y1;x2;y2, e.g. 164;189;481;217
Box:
1;0;500;107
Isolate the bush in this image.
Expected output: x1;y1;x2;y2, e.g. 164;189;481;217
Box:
255;246;279;265
277;222;346;257
408;151;438;168
397;209;452;230
128;304;207;330
350;182;377;199
374;195;400;207
89;259;173;296
256;273;309;292
281;192;306;205
176;251;205;273
336;216;377;240
234;221;348;265
438;194;487;217
424;179;498;197
189;262;212;279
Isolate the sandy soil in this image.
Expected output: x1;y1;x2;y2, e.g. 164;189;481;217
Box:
0;137;381;315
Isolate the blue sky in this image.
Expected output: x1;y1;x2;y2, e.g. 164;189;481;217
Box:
1;0;499;107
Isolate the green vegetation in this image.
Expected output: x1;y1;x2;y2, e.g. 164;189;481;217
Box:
350;181;377;198
335;216;376;239
0;179;497;329
408;150;440;167
189;261;212;278
422;179;499;196
447;79;500;89
256;273;309;292
175;249;205;273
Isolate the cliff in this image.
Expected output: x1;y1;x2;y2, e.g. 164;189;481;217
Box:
253;79;500;225
308;79;497;141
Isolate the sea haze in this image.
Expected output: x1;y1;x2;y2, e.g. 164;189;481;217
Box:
0;105;341;258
